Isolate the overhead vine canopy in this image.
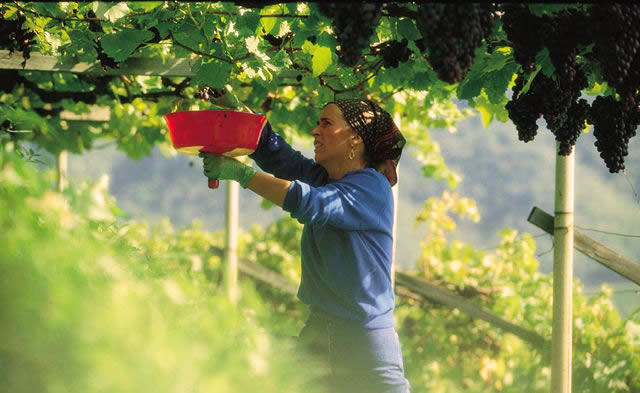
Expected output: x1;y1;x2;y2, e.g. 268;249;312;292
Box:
1;2;639;175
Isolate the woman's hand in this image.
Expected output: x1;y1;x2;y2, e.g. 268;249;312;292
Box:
200;153;257;188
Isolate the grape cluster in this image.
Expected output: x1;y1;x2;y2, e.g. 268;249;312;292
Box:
505;74;540;142
506;69;588;154
317;3;382;67
540;10;592;81
502;5;545;72
379;39;411;69
555;99;590;155
415;4;496;83
590;96;639;173
0;12;35;67
0;70;18;94
591;5;640;91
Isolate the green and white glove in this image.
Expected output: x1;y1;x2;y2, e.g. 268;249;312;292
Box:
200;153;257;188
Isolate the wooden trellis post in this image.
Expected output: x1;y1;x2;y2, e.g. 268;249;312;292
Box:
56;150;68;192
225;180;239;304
551;143;575;393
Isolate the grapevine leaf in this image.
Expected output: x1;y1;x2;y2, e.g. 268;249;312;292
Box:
519;65;541;97
154;22;173;40
237;11;261;34
316;32;336;49
260;5;281;34
101;29;154;62
535;48;556;78
173;22;207;51
312;46;332;77
527;4;584;17
195;59;231;89
397;18;421;40
94;2;130;23
484;63;517;104
31;3;66;18
128;2;162;12
585;81;608;96
3;5;18;18
484;51;511;73
411;71;434;90
457;74;484;101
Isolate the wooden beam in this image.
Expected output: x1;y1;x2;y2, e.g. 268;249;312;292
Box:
395;271;549;349
237;258;298;296
1;50;195;76
528;206;640;286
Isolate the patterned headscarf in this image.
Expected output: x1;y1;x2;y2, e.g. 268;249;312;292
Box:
326;99;406;186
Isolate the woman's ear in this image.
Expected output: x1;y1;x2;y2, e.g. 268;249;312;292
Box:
351;133;364;145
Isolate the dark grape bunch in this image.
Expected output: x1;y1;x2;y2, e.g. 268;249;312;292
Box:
505;74;541;142
379;39;411;69
539;10;592;82
555;99;590;155
506;69;589;155
317;3;382;67
0;12;36;67
590;96;639;173
501;5;545;72
591;5;640;91
415;3;496;83
0;70;19;94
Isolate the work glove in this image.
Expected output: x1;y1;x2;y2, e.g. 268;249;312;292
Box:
200;152;257;188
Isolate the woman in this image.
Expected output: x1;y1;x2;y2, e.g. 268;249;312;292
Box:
201;99;410;393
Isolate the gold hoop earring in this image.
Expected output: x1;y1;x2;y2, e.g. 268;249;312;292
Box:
348;146;355;160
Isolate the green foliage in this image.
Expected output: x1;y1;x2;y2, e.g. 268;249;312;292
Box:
0;147;328;393
395;191;640;393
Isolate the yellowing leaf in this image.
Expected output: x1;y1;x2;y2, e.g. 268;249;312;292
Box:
312;46;332;77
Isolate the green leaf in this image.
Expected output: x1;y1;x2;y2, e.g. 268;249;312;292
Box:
477;103;493;127
585;81;608;96
484;51;510;73
260;5;281;34
129;2;162;12
484;63;517;104
527;4;584;17
173;22;206;51
397;18;421;40
535;48;556;78
520;65;541;97
457;74;483;101
94;2;130;23
312;46;332;77
411;71;434;90
195;59;231;89
31;3;66;18
101;29;154;62
154;22;173;39
237;10;261;34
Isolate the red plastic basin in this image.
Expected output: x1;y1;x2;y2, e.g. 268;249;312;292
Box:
163;110;267;156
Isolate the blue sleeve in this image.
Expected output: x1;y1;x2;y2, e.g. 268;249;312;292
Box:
249;120;328;187
283;170;392;231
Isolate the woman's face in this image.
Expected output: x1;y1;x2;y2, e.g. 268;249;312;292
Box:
311;104;359;166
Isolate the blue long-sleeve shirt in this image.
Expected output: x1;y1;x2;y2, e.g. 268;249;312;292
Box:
249;121;395;329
